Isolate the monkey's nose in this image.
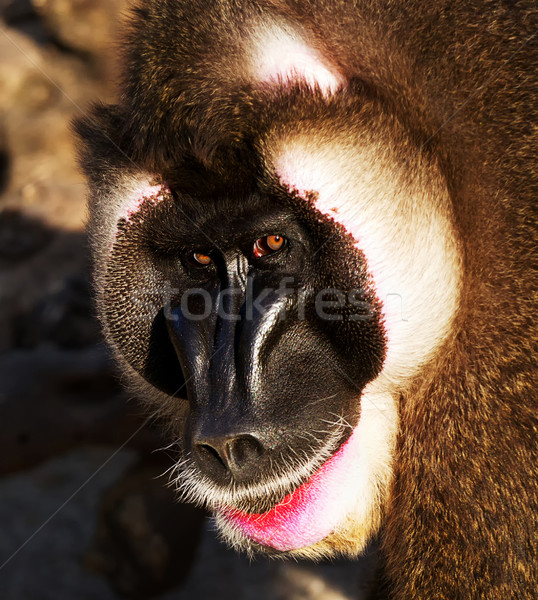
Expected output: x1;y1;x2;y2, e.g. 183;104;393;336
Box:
193;433;265;482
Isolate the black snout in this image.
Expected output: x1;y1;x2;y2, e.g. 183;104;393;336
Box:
193;432;265;482
165;236;384;491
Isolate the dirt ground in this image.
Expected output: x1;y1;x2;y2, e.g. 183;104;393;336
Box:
0;2;377;598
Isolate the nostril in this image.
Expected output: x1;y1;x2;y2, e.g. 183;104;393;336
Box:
193;433;266;480
226;435;263;470
198;443;227;470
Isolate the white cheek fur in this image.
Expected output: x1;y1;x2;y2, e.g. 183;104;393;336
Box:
274;141;461;388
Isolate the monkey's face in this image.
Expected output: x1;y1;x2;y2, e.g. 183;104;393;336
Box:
81;103;460;558
103;171;387;547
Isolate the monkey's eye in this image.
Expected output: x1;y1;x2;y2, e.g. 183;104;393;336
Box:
253;235;286;258
191;252;213;266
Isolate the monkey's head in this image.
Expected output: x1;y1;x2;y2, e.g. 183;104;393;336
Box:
76;8;461;559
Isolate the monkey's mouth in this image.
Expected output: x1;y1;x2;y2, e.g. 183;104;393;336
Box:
216;424;362;552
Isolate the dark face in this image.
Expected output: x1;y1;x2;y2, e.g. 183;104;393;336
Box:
103;182;386;511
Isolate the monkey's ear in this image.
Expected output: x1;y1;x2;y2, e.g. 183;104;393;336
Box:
249;23;346;95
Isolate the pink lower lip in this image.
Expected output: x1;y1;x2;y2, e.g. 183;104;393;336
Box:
218;427;361;551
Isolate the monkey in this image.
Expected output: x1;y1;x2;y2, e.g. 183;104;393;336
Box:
75;1;537;598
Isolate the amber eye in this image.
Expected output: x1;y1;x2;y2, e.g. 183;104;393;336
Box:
192;252;213;266
253;235;286;258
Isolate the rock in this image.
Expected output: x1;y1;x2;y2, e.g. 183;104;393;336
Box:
0;120;8;194
85;459;207;599
0;208;54;265
0;344;159;475
2;0;59;47
31;0;129;58
2;0;37;26
0;25;111;351
0;26;99;230
13;271;102;349
0;446;138;600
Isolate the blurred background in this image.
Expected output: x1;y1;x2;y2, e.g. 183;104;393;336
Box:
0;1;377;598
